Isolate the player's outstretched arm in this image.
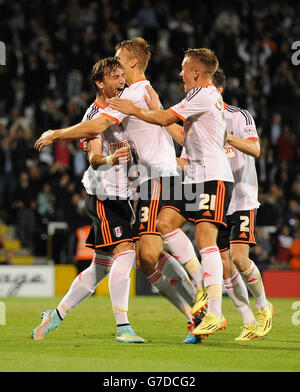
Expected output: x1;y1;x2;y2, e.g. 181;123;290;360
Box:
227;134;260;158
107;97;177;126
34;116;115;152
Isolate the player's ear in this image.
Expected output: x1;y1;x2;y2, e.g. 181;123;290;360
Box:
194;68;200;81
130;57;138;69
95;80;104;90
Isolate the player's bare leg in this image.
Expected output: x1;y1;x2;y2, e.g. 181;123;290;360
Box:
231;243;273;337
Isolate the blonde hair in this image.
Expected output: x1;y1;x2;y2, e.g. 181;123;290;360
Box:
184;48;219;76
115;37;151;72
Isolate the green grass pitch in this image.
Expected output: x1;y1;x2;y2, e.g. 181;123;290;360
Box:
0;296;300;372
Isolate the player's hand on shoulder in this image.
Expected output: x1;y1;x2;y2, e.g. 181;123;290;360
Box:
34;130;55;151
107;97;136;115
144;85;161;110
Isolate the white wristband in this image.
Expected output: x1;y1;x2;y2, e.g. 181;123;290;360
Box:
105;155;114;166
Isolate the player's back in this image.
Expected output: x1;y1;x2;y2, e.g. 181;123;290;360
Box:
224;104;260;214
102;80;178;181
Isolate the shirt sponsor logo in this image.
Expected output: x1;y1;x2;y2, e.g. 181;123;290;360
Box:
109;140;128;154
226;145;236;158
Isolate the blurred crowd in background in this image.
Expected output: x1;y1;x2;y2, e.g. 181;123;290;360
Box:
1;0;300;270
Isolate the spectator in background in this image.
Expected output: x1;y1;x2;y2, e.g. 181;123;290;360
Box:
256;142;275;192
270;113;282;147
215;4;240;34
54;172;73;221
0;136;17;212
276;124;297;163
284;199;300;233
257;184;283;227
54;139;72;169
272;61;295;120
13;171;37;249
28;164;43;196
256;226;272;256
287;179;300;204
137;0;158;45
290;226;300;270
37;182;55;218
249;243;270;272
71;141;88;182
276;225;293;268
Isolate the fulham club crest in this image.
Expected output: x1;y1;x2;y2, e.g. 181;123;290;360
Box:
114;226;123;238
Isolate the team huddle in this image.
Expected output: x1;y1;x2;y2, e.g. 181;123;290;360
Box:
32;37;273;344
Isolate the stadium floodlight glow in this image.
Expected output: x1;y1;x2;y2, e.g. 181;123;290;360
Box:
0;41;5;65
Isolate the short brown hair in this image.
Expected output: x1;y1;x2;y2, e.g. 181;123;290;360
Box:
115;37;151;72
90;57;122;92
184;48;219;76
213;68;226;89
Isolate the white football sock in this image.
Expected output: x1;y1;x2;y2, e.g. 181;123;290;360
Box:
57;254;113;319
200;246;223;318
163;229;204;290
241;259;269;310
224;271;256;326
147;269;193;323
109;250;135;326
156;252;196;306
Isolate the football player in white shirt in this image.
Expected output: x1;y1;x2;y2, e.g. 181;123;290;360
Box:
213;69;273;340
34;38;206;334
32;58;145;343
108;48;235;338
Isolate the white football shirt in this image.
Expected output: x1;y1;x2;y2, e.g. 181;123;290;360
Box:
81;101;132;199
101;79;178;183
170;85;234;184
224;104;260;215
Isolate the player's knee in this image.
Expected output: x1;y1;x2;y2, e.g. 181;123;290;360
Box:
231;251;248;271
112;241;134;256
195;222;218;249
139;248;158;275
157;215;175;235
140;248;157;266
